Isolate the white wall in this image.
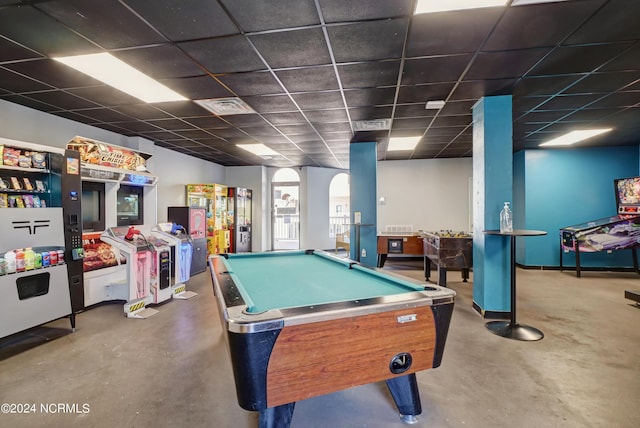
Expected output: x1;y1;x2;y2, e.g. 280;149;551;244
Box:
153;145;225;222
0;99;131;150
377;158;473;233
300;166;346;250
225;166;267;252
0;99;225;224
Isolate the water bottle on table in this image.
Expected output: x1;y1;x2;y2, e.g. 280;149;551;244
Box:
500;202;513;233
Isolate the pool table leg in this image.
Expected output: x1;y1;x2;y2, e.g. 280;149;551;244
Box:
259;403;296;428
385;373;422;423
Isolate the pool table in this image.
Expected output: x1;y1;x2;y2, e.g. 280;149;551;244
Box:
209;250;456;428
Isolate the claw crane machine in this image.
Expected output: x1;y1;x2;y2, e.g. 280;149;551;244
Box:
185;184;230;255
228;187;252;253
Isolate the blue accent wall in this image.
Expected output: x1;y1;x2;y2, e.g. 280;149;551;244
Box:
349;142;377;267
517;146;640;267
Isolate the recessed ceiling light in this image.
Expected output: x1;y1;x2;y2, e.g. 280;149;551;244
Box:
414;0;508;14
512;0;571;5
237;143;281;157
425;100;446;110
388;136;421;151
195;97;256;116
539;129;613;147
352;119;392;131
53;53;187;103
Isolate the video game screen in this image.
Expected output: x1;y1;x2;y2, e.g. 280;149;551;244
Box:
82;181;105;231
615;176;640;213
117;184;143;226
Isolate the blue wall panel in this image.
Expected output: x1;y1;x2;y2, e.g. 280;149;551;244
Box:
472;96;512;314
349;142;378;267
519;146;639;267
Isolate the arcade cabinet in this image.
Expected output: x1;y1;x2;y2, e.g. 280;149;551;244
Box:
100;226;157;318
153;222;196;299
560;176;640;277
228;187;252;253
185;183;230;255
168;206;207;275
68;136;160;317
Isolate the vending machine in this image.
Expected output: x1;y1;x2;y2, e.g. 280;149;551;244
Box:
228;187;252;253
0;138;84;338
168;206;207;275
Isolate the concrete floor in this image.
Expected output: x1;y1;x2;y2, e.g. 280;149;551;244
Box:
1;259;639;428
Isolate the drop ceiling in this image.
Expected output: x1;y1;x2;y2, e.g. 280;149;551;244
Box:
0;0;638;168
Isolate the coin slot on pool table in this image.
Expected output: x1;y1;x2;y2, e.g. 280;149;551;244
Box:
389;352;412;374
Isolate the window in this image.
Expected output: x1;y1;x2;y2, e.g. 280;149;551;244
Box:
329;173;350;238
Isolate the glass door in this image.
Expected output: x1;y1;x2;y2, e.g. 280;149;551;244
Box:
272;182;299;250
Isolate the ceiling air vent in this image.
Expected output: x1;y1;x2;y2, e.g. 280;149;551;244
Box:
195;97;256;115
352;119;392;131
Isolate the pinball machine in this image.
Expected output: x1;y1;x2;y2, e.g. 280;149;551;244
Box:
560;176;640;277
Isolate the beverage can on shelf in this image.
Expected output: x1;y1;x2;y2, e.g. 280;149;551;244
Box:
0;258;6;275
49;250;58;265
42;251;50;267
35;251;43;269
57;249;65;264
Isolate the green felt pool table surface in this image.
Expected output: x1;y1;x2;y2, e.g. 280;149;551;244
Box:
220;250;426;313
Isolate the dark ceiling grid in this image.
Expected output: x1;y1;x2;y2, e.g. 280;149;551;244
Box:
401;4;512;160
235;30;344;168
376;5;413;161
312;0;354;152
515;40;640;143
185;2;341;166
116;0;301;166
496;0;636;149
0;0;639;166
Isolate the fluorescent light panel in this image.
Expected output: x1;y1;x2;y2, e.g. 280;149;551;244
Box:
237;144;281;157
425;100;446;110
54;53;187;103
388;136;421;151
539;129;612;147
415;0;508;14
512;0;571;5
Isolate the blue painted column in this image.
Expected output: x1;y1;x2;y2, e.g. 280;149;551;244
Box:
349;142;377;267
472;95;513;318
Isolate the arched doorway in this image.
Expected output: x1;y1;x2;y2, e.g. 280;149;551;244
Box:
272;168;300;250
